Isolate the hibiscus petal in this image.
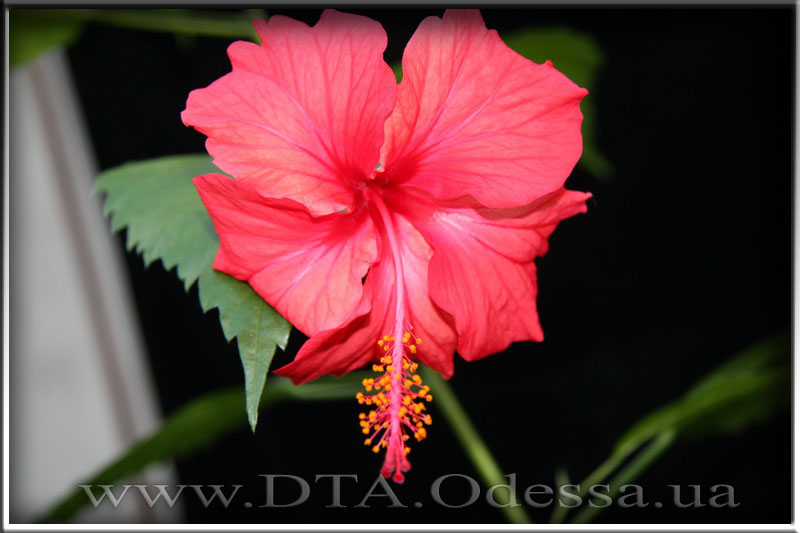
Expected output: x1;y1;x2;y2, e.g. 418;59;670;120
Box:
391;213;458;376
397;187;591;360
183;10;397;216
275;211;457;384
381;9;587;208
194;173;378;336
273;262;390;385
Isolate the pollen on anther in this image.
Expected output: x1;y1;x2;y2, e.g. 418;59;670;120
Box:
357;332;433;481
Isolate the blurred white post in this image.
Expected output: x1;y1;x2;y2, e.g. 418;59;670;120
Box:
9;49;180;523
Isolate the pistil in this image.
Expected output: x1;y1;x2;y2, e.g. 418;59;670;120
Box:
355;191;433;483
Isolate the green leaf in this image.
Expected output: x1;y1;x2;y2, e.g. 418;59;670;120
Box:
9;8;266;68
613;331;790;457
10;9;86;68
38;373;368;524
88;9;263;41
502;26;611;179
550;331;789;524
391;62;403;83
95;154;291;431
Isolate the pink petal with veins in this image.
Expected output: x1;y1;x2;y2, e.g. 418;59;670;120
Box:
275;210;457;384
183;10;396;216
381;9;587;208
393;187;591;360
194;173;378;336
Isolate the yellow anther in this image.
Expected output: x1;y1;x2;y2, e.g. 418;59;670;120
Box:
360;331;435;461
425;415;432;425
426;395;433;402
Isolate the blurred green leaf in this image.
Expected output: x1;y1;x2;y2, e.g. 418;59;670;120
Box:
10;8;266;69
9;9;85;68
568;330;790;525
503;26;611;179
551;331;790;524
391;62;403;83
88;9;262;41
95;154;291;432
38;373;368;523
613;331;790;456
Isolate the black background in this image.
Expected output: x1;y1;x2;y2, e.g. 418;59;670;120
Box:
66;6;792;524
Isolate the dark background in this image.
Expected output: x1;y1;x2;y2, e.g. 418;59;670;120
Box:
66;6;792;524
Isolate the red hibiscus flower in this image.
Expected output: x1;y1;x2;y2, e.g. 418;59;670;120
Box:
183;9;591;482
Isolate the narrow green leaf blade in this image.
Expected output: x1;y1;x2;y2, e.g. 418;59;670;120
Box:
89;9;261;41
95;154;291;431
552;332;789;524
613;331;790;457
38;374;368;523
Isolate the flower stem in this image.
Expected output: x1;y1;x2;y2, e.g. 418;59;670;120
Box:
548;452;623;523
420;367;532;524
570;429;675;524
